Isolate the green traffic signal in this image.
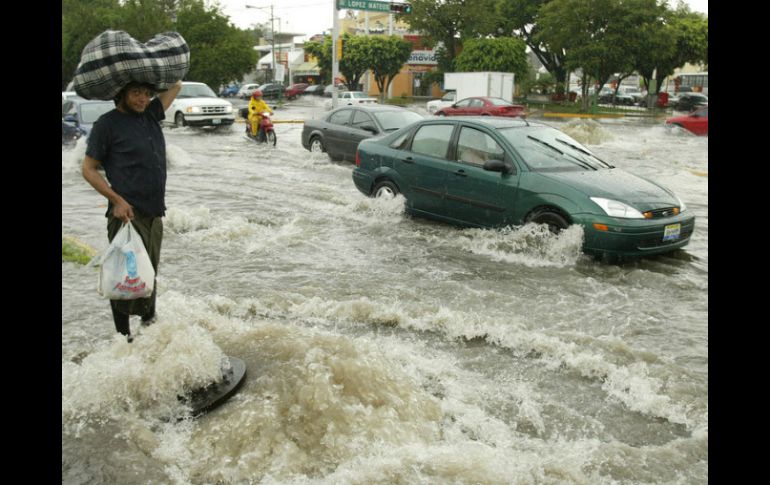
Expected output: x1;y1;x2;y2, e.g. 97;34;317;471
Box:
389;2;412;14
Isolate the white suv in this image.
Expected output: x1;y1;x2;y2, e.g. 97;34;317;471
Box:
164;81;235;128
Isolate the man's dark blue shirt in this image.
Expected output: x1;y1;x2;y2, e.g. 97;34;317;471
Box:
86;98;167;217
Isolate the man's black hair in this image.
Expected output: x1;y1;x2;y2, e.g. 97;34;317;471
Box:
113;81;156;106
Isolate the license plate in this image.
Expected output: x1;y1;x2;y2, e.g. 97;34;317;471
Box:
663;223;681;241
212;118;221;125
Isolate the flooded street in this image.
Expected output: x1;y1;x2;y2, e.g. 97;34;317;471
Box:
62;101;707;484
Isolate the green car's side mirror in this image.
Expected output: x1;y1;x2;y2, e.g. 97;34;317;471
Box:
483;159;514;175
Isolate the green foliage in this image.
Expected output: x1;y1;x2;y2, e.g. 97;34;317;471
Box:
520;71;556;95
304;35;412;98
118;0;174;42
495;0;568;91
174;0;257;89
621;2;708;95
339;34;370;90
62;236;97;265
421;70;445;90
365;36;413;101
406;0;499;70
62;0;257;91
454;38;529;80
304;37;332;84
535;0;693;110
62;0;124;87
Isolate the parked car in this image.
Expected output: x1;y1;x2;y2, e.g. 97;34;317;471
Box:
352;117;695;260
435;96;526;118
426;91;456;114
219;84;240;97
302;105;423;163
323;91;378;110
237;83;261;99
673;92;708;112
324;83;346;97
284;83;309;100
303;84;325;96
598;91;635;106
164;81;235;128
666;106;708;136
61;98;115;137
62;120;86;145
257;83;285;99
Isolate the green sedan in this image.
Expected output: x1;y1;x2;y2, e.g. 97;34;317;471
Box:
352;117;694;259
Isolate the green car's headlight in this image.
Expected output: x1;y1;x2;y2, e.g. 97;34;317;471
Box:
676;195;687;212
590;197;645;219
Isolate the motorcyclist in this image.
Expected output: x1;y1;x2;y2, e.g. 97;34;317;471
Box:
248;90;273;138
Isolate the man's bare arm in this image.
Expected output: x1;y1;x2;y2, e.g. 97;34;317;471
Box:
157;80;182;111
82;155;134;222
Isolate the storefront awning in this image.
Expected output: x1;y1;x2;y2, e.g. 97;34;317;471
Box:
293;61;320;76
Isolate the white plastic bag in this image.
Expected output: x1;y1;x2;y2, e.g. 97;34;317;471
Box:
96;222;155;300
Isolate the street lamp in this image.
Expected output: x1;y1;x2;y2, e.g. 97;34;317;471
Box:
245;4;275;84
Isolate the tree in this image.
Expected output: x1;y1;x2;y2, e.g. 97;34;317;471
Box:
537;0;645;111
339;34;369;91
495;0;568;94
404;0;499;71
303;37;332;84
453;37;529;79
633;3;707;101
62;0;123;89
117;0;174;42
174;0;257;89
364;36;413;102
62;0;258;91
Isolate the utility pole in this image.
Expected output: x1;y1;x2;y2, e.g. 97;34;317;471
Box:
388;12;393;100
332;2;339;109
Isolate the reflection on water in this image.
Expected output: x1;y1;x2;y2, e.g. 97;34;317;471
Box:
62;111;707;484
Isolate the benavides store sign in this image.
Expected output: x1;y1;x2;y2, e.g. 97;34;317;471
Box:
408;50;437;65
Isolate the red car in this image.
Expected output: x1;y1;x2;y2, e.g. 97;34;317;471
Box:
284;83;309;100
435;96;526;118
666;106;708;136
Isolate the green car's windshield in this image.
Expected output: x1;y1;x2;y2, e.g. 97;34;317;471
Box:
498;126;614;172
373;110;423;132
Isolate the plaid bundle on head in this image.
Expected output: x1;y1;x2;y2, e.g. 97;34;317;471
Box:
72;30;190;100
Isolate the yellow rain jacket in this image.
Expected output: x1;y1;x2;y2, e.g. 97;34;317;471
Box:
248;97;273;136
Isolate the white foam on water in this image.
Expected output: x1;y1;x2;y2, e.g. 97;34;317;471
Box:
62;136;88;172
62;318;228;430
454;223;585;268
166;143;196;168
165;206;213;233
226;292;698;430
561;119;614;145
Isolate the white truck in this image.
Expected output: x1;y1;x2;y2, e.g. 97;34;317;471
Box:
443;72;515;103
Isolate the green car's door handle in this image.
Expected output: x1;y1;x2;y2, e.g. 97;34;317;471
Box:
454;169;467;177
402;157;414;164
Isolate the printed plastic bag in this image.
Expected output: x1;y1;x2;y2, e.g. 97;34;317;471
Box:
96;222;155;300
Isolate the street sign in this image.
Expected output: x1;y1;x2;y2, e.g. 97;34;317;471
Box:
337;0;391;13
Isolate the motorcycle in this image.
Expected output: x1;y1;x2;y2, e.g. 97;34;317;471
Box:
241;108;277;146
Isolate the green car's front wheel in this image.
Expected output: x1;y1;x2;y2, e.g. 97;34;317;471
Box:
527;208;570;234
372;180;399;199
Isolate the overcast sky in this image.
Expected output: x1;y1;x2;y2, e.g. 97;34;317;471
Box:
216;0;707;43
